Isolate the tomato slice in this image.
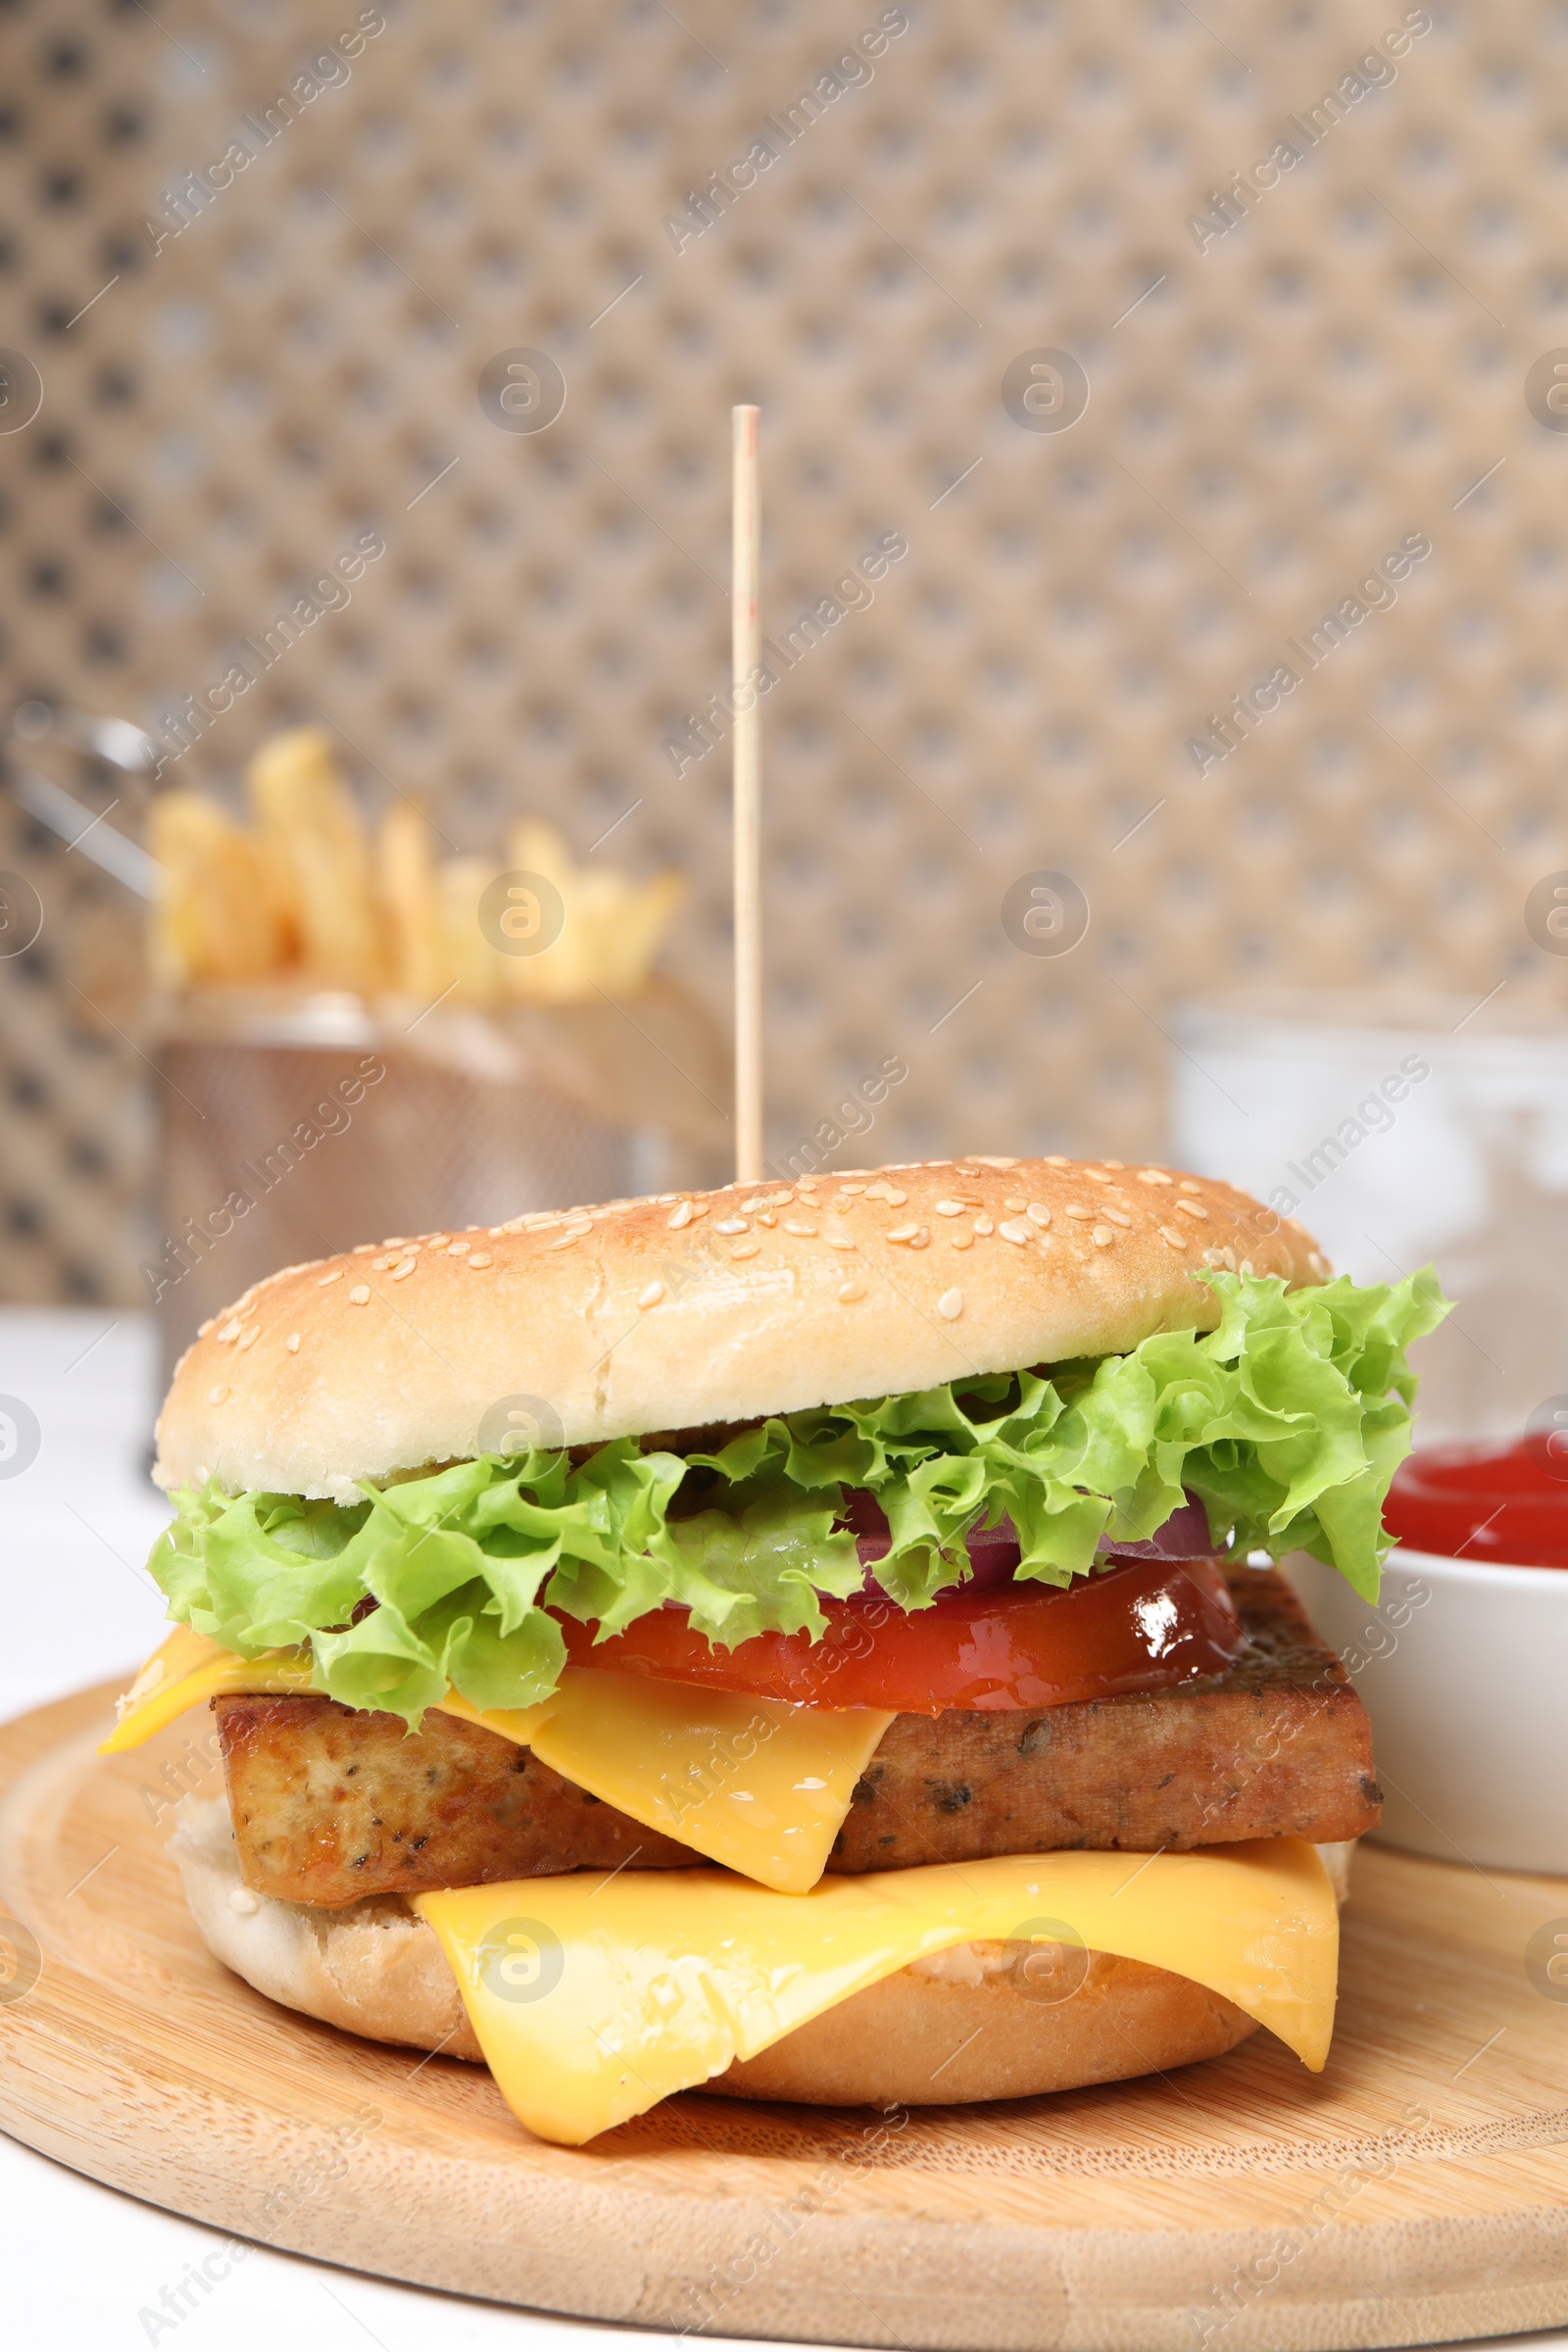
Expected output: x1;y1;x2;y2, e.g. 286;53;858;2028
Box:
559;1555;1247;1714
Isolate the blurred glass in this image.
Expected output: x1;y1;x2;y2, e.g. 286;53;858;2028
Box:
1173;991;1568;1445
149;985;728;1390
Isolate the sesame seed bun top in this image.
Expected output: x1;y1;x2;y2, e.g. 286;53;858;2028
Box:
153;1154;1326;1502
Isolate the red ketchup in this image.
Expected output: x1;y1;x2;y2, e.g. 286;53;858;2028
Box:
1383;1435;1568;1568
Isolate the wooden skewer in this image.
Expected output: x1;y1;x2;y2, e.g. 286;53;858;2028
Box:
731;403;763;1185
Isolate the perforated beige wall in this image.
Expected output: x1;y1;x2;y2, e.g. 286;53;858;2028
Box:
3;0;1566;1303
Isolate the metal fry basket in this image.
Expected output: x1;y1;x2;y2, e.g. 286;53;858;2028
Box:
149;985;728;1389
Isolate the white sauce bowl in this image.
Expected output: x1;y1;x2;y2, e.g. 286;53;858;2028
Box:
1285;1545;1568;1877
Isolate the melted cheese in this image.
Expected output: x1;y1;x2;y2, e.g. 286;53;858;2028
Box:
416;1840;1340;2144
101;1631;891;1893
521;1668;891;1895
98;1628;316;1747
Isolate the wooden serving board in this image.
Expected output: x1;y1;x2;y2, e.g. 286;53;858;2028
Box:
3;1684;1568;2352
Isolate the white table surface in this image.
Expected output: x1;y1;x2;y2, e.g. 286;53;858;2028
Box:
0;1306;1561;2352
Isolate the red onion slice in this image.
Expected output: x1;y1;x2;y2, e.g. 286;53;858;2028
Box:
839;1487;1220;1596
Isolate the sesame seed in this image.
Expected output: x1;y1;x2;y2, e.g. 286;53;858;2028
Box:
1045;1154;1070;1168
667;1201;696;1229
1064;1205;1093;1221
826;1233;857;1250
974;1155;1018;1169
887;1223;929;1247
237;1327;260;1350
390;1257;416;1280
351;1243;377;1255
953;1165;983;1178
197;1318;214;1338
547;1233;578;1250
1026;1202;1052;1227
756;1210;777;1228
1084;1169;1112;1184
370;1254;396;1271
1177;1180;1201;1195
1003;1197;1028;1213
865;1182;906;1205
1159;1224;1189;1250
782;1219;818;1237
714;1216;749;1235
467;1253;493;1269
999;1220;1030;1246
949;1228;975;1250
217;1319;243;1344
1092;1226;1115;1248
285;1333;301;1353
933;1200;965;1217
655;1195;680;1205
937;1289;964;1320
830;1196;858;1216
1176;1199;1209;1220
1137;1169;1174;1187
972;1213;995;1237
446;1240;471;1255
838;1183;867;1196
317;1270;342;1287
348;1285;370;1304
1102;1208;1133;1228
730;1242;760;1259
638;1280;665;1308
207;1385;228;1404
837;1278;868;1303
1239;1257;1254;1276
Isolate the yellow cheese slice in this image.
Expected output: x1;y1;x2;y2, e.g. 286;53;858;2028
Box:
437;1688;554;1746
98;1627;316;1749
416;1839;1339;2144
521;1668;892;1895
101;1632;891;1892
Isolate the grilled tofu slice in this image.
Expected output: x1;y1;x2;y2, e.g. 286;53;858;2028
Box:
215;1566;1378;1907
214;1692;692;1908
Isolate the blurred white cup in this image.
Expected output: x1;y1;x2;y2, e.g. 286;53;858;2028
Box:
1174;990;1568;1443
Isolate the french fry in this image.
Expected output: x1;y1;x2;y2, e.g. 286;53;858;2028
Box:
245;726;384;994
147;793;293;987
376;804;449;1002
501;820;572;1004
596;870;687;998
439;857;508;1008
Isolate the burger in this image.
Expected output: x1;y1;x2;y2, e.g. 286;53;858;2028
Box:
107;1153;1444;2145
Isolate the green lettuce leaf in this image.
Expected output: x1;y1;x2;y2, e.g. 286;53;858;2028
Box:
146;1266;1447;1725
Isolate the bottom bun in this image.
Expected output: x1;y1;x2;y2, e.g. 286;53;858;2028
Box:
172;1795;1311;2109
172;1791;483;2063
709;1948;1254;2105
